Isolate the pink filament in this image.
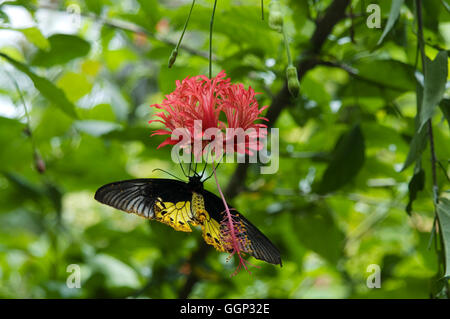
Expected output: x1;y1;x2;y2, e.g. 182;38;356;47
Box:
212;163;253;276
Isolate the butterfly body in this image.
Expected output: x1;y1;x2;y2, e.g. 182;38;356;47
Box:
95;176;282;266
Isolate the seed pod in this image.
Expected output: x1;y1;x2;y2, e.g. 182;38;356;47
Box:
286;65;300;97
268;0;283;33
168;49;178;68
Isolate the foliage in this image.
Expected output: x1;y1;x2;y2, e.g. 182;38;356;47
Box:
0;0;449;299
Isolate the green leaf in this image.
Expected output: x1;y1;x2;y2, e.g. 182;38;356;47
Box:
85;0;106;15
0;9;9;23
420;51;448;129
50;135;130;190
30;34;90;67
377;0;404;45
56;72;93;103
402;127;428;171
90;254;140;289
339;59;416;101
78;103;116;121
136;0;160;30
44;182;63;214
436;198;450;278
442;0;450;12
0;117;33;172
422;0;441;32
104;48;137;72
158;65;196;94
355;59;416;92
406;166;425;215
169;4;277;55
301;75;331;106
294;208;345;264
2;172;43;202
0;26;50;50
440;98;450;129
0;52;78;118
317;125;365;194
402;85;427;171
81;59;102;77
17;27;50;50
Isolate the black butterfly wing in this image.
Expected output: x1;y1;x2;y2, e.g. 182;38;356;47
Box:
95;178;282;266
202;190;282;266
94;179;197;232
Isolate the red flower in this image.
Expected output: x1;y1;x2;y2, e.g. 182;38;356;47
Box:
222;83;268;130
221;83;268;155
149;71;267;155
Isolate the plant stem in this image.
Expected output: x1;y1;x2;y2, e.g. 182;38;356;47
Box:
175;0;196;52
5;70;39;164
209;0;218;78
261;0;264;20
282;24;292;66
427;121;439;205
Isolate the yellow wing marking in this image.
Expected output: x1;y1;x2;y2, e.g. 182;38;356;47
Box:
201;213;226;252
150;193;228;252
192;192;226;252
154;200;194;232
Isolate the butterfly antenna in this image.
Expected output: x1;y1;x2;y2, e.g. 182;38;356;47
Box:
203;153;224;182
200;160;208;179
152;168;184;181
188;150;193;177
193;144;201;175
200;144;212;178
176;151;188;178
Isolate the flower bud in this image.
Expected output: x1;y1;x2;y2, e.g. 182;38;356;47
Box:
286;65;300;97
34;151;46;174
168;49;178;68
268;0;283;33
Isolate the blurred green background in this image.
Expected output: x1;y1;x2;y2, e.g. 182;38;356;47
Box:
0;0;449;298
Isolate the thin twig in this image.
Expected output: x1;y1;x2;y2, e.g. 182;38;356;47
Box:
261;0;265;20
282;25;292;66
174;0;196;53
209;0;218;78
316;60;408;92
4;70;46;174
437;161;450;183
349;4;355;43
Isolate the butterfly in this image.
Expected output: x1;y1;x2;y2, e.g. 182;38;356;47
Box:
94;172;282;266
